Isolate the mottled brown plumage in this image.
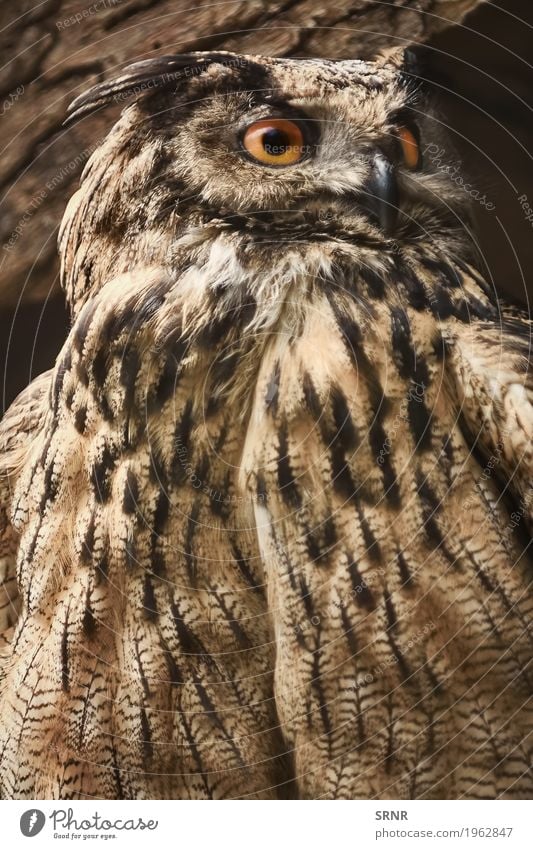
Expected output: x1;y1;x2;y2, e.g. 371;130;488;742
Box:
0;51;532;800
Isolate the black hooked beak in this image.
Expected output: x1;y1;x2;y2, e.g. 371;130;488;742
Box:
362;153;399;235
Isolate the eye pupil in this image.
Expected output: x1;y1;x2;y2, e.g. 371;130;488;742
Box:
262;128;290;155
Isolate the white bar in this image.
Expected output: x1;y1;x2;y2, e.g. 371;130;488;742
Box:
1;799;530;848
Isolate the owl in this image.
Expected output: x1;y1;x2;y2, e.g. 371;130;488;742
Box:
0;50;532;801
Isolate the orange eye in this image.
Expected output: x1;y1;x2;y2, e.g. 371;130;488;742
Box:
397;126;420;170
242;119;307;166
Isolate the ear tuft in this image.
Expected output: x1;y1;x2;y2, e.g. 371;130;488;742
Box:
374;44;427;81
64;51;243;125
374;46;406;70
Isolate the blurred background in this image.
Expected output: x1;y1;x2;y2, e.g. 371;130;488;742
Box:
1;0;532;412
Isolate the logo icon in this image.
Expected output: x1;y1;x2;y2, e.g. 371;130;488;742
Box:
20;810;46;837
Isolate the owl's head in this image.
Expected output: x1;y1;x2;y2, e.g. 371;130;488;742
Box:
61;50;473;313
